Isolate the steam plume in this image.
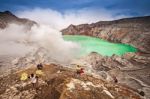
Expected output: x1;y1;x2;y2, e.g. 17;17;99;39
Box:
0;23;80;63
0;7;127;63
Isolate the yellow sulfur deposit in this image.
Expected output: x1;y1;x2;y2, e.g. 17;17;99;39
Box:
20;73;28;81
36;70;44;75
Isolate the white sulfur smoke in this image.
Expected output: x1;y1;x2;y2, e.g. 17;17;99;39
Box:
0;24;32;56
0;8;127;63
29;24;80;62
0;23;80;63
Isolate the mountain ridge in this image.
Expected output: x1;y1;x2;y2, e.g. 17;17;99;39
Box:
0;11;36;29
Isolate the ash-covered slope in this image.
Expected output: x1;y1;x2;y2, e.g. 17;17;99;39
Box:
62;16;150;53
0;11;36;29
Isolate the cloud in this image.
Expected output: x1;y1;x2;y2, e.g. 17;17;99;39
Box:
16;8;128;30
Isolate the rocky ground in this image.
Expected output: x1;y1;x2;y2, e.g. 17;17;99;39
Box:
0;64;143;99
77;52;150;98
0;50;149;99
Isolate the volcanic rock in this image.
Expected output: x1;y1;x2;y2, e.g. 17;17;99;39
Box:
0;64;142;99
78;52;150;98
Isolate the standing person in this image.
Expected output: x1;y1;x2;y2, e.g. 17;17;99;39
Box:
29;73;38;88
76;65;82;71
76;65;81;75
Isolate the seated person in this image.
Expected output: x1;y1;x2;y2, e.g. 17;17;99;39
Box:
37;63;43;70
76;65;84;76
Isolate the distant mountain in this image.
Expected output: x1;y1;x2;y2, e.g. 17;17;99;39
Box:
62;16;150;53
0;11;36;29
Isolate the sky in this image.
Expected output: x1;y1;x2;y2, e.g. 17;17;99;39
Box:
0;0;150;17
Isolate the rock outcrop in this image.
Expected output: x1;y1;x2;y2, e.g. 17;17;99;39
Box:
0;11;36;29
62;16;150;53
78;52;150;98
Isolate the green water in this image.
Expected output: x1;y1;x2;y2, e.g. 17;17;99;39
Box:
63;35;137;56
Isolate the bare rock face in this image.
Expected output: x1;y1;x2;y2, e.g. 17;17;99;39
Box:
62;16;150;53
0;11;36;29
79;52;150;98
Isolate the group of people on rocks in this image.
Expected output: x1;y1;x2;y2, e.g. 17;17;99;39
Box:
29;64;85;87
21;63;85;88
20;63;146;97
21;63;119;88
20;63;43;88
29;63;43;87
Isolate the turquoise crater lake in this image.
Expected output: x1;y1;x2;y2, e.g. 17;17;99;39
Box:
63;35;137;56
